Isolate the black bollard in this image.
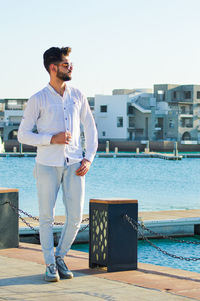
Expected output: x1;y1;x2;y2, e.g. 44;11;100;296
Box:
89;198;138;272
0;188;19;249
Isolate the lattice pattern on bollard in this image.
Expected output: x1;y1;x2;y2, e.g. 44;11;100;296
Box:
89;199;138;272
90;208;108;265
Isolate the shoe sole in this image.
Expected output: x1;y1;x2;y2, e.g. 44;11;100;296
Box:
58;270;73;279
45;276;60;282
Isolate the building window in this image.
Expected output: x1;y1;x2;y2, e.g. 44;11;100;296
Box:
184;91;191;99
129;117;135;128
169;120;174;128
117;117;123;127
100;105;107;112
127;105;135;115
180;118;193;128
102;131;106;137
180;106;185;114
197;91;200;99
157;90;165;101
173;91;177;99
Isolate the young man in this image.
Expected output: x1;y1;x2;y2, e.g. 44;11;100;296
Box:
18;47;98;282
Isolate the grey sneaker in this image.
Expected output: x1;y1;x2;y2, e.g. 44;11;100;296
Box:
55;256;73;279
45;264;60;282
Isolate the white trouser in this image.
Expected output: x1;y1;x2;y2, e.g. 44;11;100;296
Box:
35;162;85;265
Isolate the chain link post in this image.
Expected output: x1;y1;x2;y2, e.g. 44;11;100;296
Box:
0;188;19;249
89;198;138;272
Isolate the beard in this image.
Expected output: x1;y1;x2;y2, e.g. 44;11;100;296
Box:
56;68;72;81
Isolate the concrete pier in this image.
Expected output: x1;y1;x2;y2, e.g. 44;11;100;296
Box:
19;209;200;244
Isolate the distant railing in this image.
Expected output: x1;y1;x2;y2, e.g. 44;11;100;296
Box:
3;122;20;126
169;98;193;103
5;105;24;110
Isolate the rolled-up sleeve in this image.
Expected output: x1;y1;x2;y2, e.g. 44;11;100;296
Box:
80;95;98;163
17;96;52;146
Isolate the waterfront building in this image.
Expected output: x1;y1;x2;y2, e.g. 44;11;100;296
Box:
0;97;94;152
1;84;200;148
0;99;28;142
154;84;200;141
95;84;200;142
95;88;157;141
87;97;95;112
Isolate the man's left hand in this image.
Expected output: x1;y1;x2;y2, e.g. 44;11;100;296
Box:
76;159;91;176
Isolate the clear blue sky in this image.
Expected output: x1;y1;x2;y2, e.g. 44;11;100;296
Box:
1;0;200;98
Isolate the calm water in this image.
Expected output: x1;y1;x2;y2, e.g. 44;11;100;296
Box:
72;236;200;274
0;156;200;215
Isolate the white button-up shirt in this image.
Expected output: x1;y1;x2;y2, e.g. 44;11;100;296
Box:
18;84;98;166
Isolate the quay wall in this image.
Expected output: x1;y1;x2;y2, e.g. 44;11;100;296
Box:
98;140;200;152
4;139;200;152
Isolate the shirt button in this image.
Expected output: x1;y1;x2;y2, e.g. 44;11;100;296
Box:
65;118;67;120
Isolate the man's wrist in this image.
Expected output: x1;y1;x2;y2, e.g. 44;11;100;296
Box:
83;158;91;163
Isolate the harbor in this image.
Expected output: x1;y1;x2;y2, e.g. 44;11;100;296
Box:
0;151;190;160
1;154;200;299
2;188;200;300
1;155;200;217
2;1;200;299
19;208;200;243
2;148;200;160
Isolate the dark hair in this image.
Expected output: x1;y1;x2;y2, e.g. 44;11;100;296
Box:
43;46;71;72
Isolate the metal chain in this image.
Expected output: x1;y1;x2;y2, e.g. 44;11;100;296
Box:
0;201;89;233
124;214;200;262
0;202;40;242
3;200;200;260
139;219;200;245
18;213;40;242
78;222;89;233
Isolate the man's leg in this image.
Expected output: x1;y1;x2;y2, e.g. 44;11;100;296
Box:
55;162;85;258
35;163;63;265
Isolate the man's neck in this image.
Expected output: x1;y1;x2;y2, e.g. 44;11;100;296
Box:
49;79;66;97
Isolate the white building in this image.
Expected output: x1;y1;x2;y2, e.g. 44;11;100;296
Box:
95;89;157;141
0;99;27;141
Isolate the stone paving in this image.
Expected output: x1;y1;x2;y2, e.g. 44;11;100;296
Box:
0;243;200;301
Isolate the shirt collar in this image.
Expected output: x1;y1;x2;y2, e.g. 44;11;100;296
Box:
47;83;70;97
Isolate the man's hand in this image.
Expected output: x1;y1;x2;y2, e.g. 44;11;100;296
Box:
50;132;71;144
76;159;91;176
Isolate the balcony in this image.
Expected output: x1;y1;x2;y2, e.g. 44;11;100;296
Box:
5;104;24;110
180;124;193;128
8;121;20;126
180;113;193;118
128;122;135;129
3;121;21;127
169;99;193;104
155;127;162;131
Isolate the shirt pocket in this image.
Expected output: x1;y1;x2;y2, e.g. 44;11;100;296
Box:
43;104;64;123
46;104;63;115
66;101;80;116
